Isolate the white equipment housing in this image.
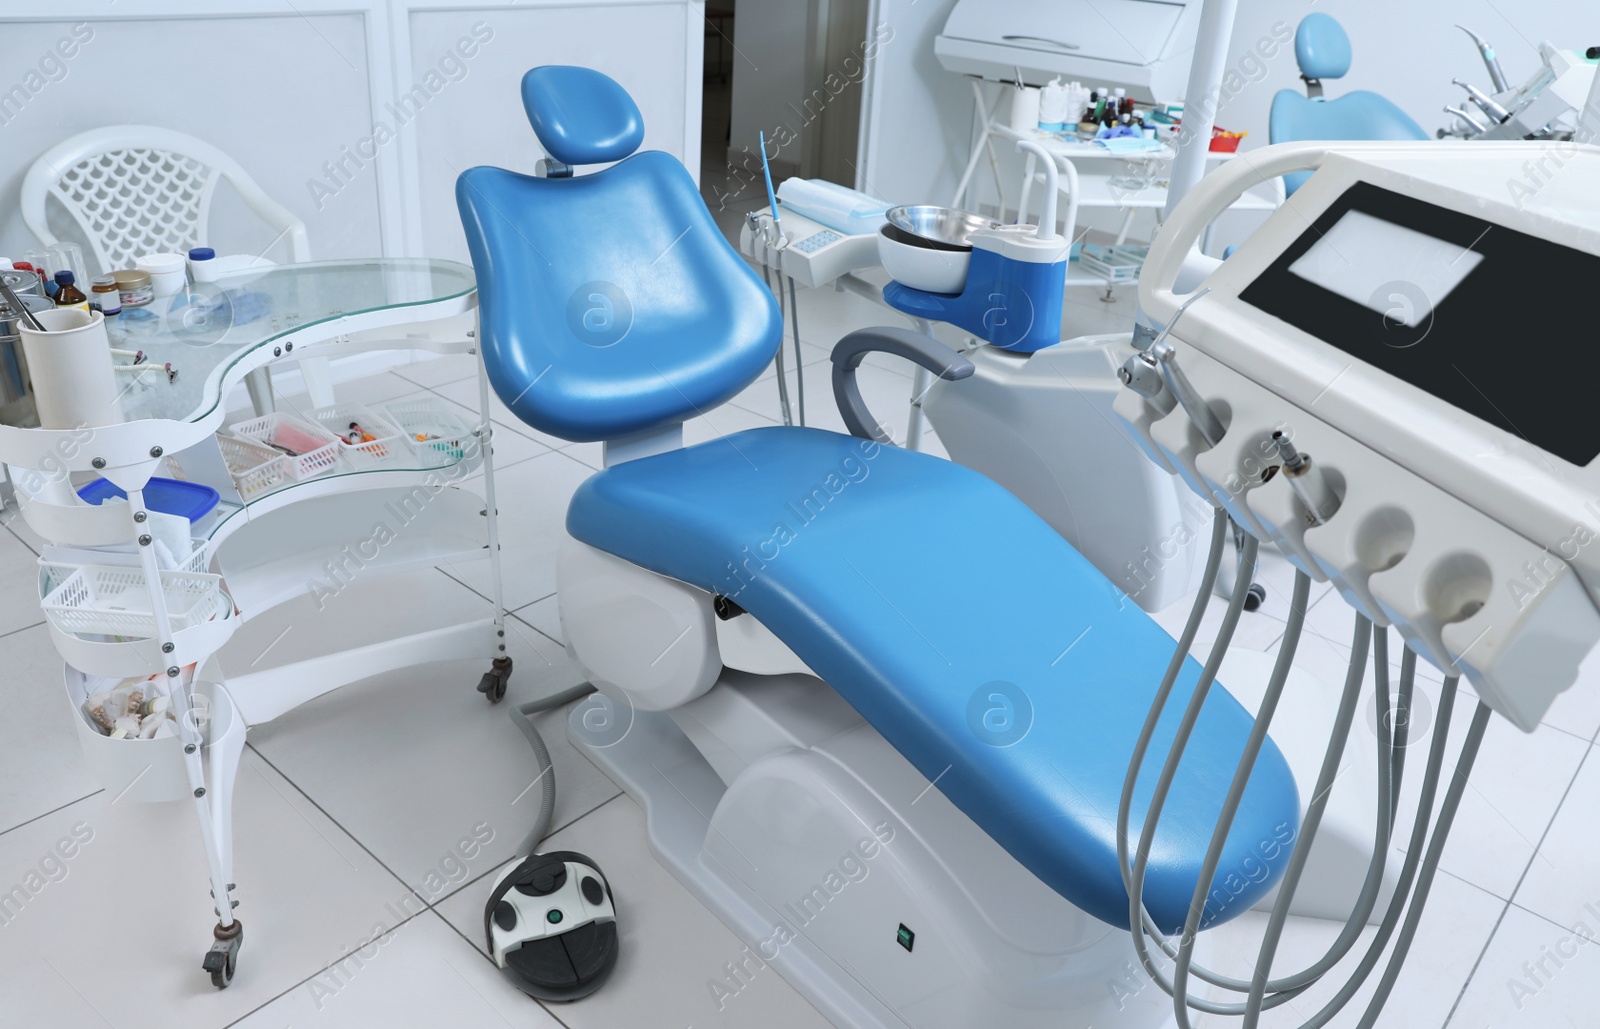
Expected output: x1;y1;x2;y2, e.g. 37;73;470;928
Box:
922;336;1210;613
737;208;881;290
1120;141;1600;731
935;0;1202;102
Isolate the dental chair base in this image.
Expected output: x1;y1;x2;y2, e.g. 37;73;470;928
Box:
567;672;1187;1029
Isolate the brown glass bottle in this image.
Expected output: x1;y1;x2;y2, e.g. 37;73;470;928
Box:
53;270;89;312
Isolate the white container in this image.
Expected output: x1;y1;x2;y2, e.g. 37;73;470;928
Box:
309;403;404;468
382;397;475;465
66;669;239;803
878;226;969;295
1038;77;1069;131
135;252;188;299
187;247;218;284
42;564;225;639
1008;84;1042;133
227;413;341;481
216;433;287;500
19;307;125;432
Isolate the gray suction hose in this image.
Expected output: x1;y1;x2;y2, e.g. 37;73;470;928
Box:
1170;569;1312;1017
1356;699;1491;1026
1124;528;1261;1016
511;681;599;857
1122;531;1473;1028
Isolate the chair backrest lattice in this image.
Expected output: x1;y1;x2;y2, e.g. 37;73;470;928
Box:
22;125;309;276
50;147;217;273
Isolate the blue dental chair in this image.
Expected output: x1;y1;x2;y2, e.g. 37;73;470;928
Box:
458;66;1300;1024
1270;13;1428;195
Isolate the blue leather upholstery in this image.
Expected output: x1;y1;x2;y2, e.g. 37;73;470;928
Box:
1294;13;1352;81
522;66;644;166
1272;16;1428;195
567;426;1301;931
457;153;781;441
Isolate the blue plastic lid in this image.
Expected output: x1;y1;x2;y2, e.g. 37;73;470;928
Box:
188;247;215;261
54;270;75;284
77;476;221;523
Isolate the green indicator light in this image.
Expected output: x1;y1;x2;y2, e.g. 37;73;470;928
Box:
896;924;914;952
547;909;563;924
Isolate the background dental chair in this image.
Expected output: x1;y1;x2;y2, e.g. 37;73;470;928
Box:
457;65;1302;1029
1269;13;1429;195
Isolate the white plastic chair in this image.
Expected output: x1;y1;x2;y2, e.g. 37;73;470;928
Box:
20;125;326;410
21;124;310;273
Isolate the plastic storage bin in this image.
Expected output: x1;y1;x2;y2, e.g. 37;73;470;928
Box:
309;404;404;468
1078;244;1149;284
216;433;287;500
66;668;239;803
227;413;340;481
77;476;221;527
42;564;225;639
381;397;475;464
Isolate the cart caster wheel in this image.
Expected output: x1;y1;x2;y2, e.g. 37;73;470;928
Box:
203;921;243;989
1243;583;1267;613
478;671;508;703
477;657;513;704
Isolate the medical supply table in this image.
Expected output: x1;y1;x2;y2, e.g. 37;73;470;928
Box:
0;258;508;988
956;114;1285;292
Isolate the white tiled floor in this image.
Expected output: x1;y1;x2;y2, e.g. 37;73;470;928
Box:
5;243;1599;1029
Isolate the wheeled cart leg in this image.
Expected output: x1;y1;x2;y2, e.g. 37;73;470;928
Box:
473;316;512;703
203;919;244;989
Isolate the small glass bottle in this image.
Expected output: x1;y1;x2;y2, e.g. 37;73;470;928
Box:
53;270;90;312
91;274;121;317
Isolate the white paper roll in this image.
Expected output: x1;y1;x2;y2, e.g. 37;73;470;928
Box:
20;307;125;430
1009;85;1042;133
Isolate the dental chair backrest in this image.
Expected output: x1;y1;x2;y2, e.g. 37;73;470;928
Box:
1269;14;1428;195
455;66;781;445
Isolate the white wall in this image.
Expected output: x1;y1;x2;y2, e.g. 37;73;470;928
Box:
861;0;1600;228
0;0;704;275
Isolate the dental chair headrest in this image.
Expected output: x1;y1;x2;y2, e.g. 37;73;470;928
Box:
521;66;644;166
1295;13;1352;82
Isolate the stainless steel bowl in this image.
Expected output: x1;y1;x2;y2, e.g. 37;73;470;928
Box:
885;205;1000;251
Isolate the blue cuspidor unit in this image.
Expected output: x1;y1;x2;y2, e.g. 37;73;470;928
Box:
882;241;1067;353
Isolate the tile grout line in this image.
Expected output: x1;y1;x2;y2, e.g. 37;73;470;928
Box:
220;753;621;1026
245;741;434;904
431;907;578;1029
218;902;439;1029
1441;732;1598;1026
0;788;104;841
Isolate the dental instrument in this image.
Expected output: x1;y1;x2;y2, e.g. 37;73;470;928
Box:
1457;25;1511;94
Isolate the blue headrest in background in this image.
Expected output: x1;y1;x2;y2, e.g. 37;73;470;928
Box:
522;65;645;166
1295;13;1352;82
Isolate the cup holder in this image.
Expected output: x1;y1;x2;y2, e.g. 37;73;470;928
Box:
1423;552;1493;625
1354;507;1413;573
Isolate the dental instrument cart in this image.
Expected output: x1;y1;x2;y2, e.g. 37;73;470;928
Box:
0;258;508;988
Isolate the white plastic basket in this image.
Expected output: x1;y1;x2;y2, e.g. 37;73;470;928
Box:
310;403;405;468
1077;243;1149;284
226;412;340;481
42;564;225;639
39;537;209;596
381;397;475;465
216;433;287;500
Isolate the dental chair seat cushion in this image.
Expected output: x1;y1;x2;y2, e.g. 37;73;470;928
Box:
567;426;1300;932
